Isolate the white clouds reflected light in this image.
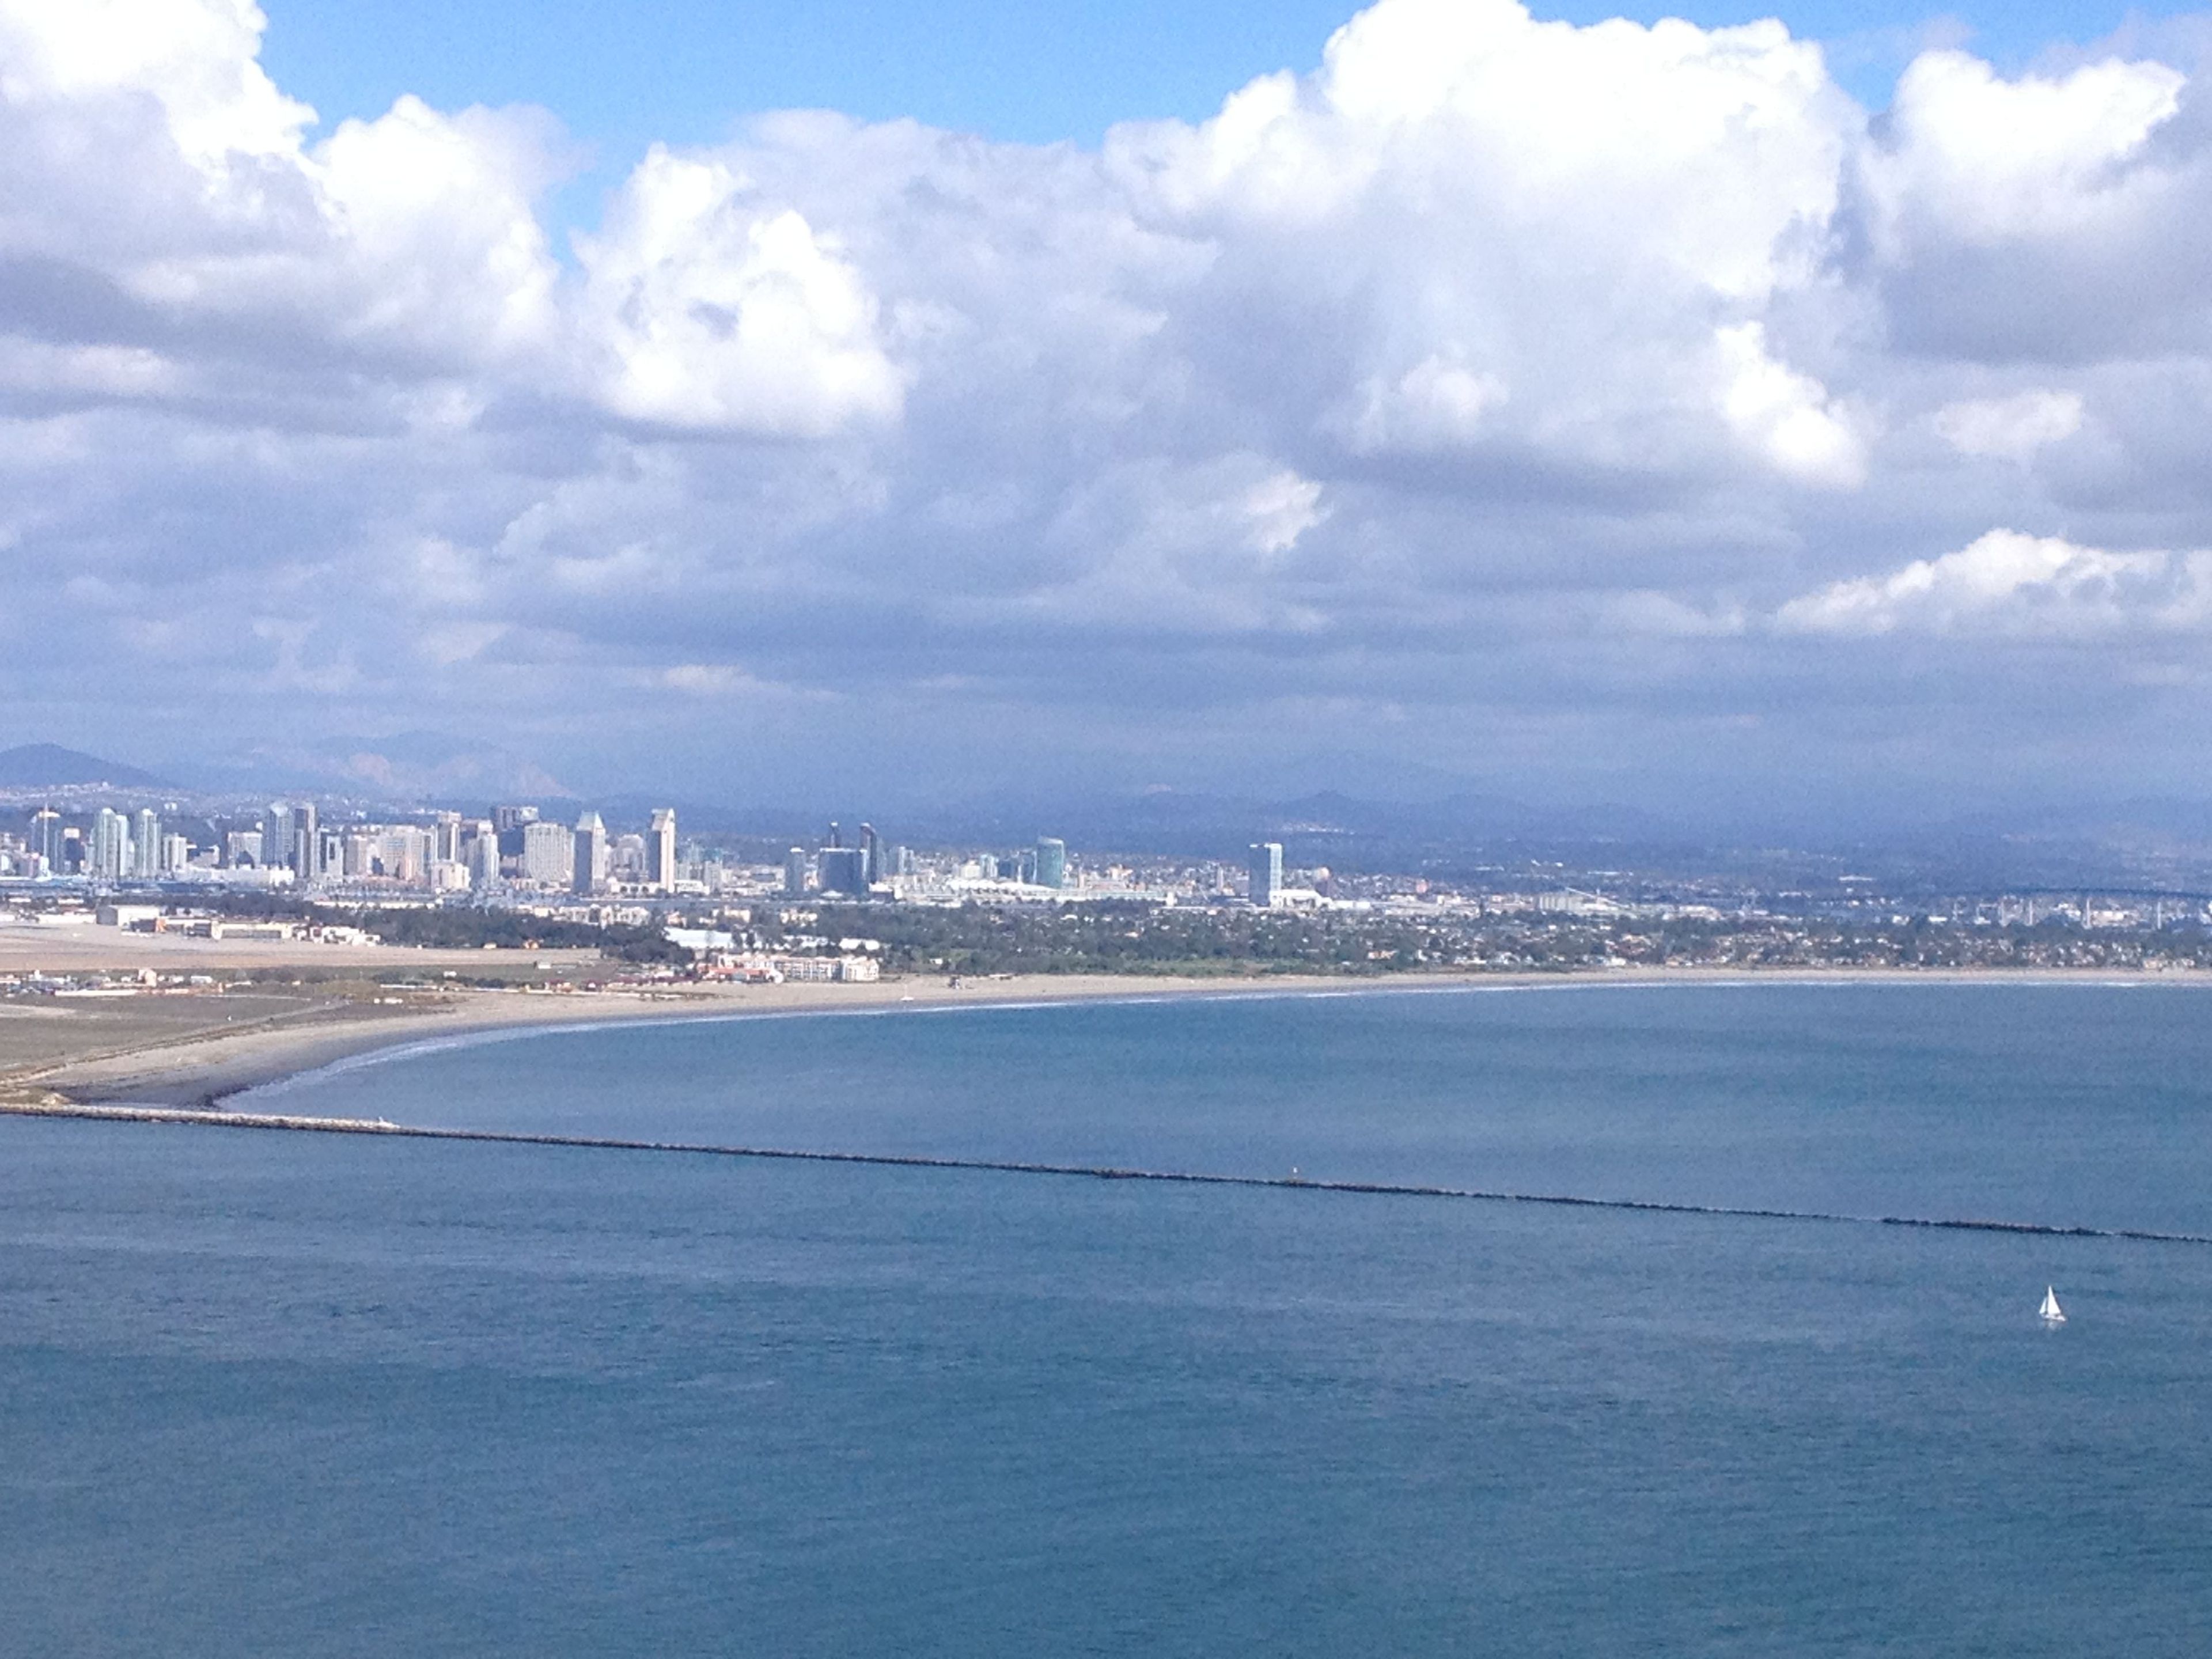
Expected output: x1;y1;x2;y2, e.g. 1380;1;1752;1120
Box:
8;0;2212;812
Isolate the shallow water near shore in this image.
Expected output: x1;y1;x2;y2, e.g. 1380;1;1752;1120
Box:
6;983;2212;1654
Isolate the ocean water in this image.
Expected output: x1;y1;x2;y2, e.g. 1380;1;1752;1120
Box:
5;983;2211;1654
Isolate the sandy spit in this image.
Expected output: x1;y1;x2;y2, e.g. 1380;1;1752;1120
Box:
8;963;2205;1109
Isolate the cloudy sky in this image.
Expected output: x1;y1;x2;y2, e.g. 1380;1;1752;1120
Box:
7;0;2212;821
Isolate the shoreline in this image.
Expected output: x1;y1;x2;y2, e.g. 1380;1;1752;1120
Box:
9;962;2210;1111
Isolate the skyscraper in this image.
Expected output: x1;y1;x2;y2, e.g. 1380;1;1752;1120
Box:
262;804;293;873
431;811;464;864
90;808;130;880
465;821;500;889
521;820;571;887
289;803;320;882
572;812;607;896
1248;842;1283;908
648;808;677;892
859;823;881;886
132;809;160;878
817;847;866;895
31;807;59;866
1035;837;1067;890
783;847;809;897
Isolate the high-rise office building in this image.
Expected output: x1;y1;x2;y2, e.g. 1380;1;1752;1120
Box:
431;811;464;864
263;804;293;873
572;811;607;896
817;847;867;895
465;821;499;889
1248;842;1283;908
342;832;375;878
493;804;540;833
858;823;881;886
648;809;678;892
31;807;59;866
289;803;320;881
90;808;131;881
391;827;430;885
521;820;571;887
132;809;160;878
1035;837;1067;890
783;847;809;897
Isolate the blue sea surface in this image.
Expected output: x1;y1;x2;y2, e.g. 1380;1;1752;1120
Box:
5;983;2211;1654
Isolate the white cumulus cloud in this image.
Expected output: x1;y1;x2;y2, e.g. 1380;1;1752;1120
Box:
578;149;905;434
13;0;2212;806
1933;389;2084;462
1775;529;2206;637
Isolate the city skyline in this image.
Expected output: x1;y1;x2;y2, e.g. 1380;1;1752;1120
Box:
9;1;2212;827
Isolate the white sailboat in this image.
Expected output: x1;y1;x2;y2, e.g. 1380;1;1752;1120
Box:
2039;1286;2066;1324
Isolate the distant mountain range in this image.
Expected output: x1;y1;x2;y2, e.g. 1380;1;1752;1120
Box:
192;732;572;802
0;743;172;790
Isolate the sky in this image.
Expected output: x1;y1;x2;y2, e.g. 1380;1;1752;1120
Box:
7;0;2212;824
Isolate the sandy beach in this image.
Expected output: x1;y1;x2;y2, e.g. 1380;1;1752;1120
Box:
2;969;1417;1107
4;959;2205;1111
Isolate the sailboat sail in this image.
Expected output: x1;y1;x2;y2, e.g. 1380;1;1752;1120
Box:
2039;1286;2065;1324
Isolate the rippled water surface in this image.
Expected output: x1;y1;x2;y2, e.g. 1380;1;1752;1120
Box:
5;983;2211;1654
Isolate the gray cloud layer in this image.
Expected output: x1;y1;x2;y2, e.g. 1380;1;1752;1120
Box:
7;0;2212;817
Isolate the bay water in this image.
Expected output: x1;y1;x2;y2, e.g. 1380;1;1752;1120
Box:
5;982;2211;1653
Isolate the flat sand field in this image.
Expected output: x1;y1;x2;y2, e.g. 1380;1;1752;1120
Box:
0;916;598;976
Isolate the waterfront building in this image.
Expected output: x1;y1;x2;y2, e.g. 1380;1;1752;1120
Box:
818;847;867;895
159;833;190;874
783;847;809;897
466;821;499;889
648;809;677;892
90;808;131;881
131;809;160;878
1248;842;1283;908
395;826;431;884
289;803;320;881
573;811;607;896
30;806;60;866
1035;837;1067;890
611;833;646;882
342;832;376;878
521;820;572;887
262;805;292;874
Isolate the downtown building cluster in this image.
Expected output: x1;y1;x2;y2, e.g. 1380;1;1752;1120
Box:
0;799;686;899
2;789;1308;918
